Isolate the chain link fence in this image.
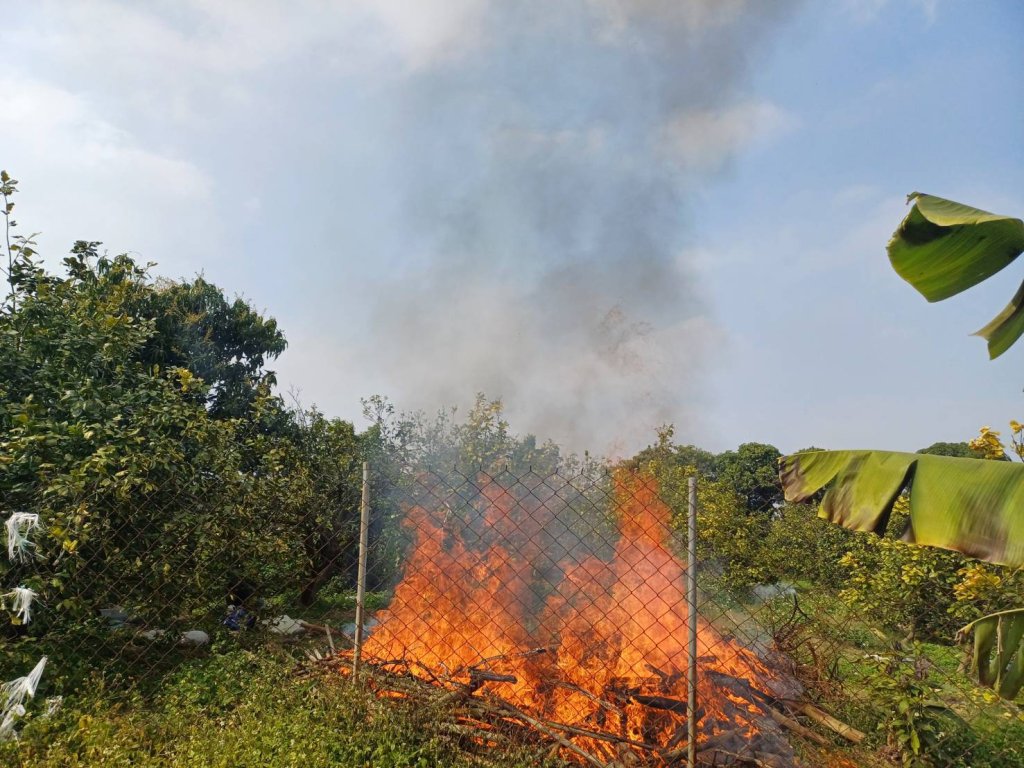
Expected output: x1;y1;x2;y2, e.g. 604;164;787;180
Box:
3;461;1023;767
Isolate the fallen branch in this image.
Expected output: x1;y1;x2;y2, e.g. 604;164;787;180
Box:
298;619;346;638
469;670;519;685
764;707;828;747
489;697;662;753
629;693;688;715
550;681;625;718
793;703;865;744
328;651;811;767
704;670;833;747
488;700;610;768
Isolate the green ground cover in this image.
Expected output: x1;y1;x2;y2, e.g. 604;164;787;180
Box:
0;645;563;768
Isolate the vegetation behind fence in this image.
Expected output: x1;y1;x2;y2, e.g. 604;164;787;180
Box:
2;177;1023;766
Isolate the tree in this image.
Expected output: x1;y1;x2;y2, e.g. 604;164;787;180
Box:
137;277;287;420
287;407;365;606
779;193;1024;699
917;441;987;459
376;393;563;476
0;245;269;637
0;177;318;681
716;442;783;511
631;425;718;478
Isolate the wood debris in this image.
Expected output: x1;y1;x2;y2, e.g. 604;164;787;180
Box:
293;648;862;768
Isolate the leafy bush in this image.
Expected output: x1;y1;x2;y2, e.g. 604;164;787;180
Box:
836;497;1024;643
0;181;372;688
758;502;863;590
2;250;309;641
838;540;963;641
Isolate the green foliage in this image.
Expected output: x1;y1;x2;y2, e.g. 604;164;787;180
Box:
836;500;964;640
1;246;269;638
631;432;850;591
714;442;783;510
138;277;287;421
0;648;563;768
283;407;378;603
1;170;40;312
917;442;988;459
949;562;1024;624
781;445;1024;697
0;182;370;687
820;495;1024;649
958;608;1024;700
887;193;1024;359
780;449;1024;568
631;430;784;516
757;502;862;590
375;393;565;476
631;425;718;477
868;651;958;768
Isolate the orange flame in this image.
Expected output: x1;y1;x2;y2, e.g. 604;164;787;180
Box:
363;470;787;760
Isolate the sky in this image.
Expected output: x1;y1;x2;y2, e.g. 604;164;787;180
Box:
2;0;1022;456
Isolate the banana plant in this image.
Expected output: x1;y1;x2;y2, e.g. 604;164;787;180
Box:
780;193;1024;698
889;193;1024;358
779;449;1024;568
780;447;1024;699
957;608;1024;700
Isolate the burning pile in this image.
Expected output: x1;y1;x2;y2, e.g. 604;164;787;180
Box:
350;471;810;766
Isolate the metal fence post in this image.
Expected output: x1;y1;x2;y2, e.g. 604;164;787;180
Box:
352;461;371;677
687;474;698;768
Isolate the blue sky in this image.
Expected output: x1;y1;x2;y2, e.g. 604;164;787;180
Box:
695;1;1024;452
2;0;1022;456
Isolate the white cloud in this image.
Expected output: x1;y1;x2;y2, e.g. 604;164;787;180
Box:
0;75;214;268
22;0;488;75
3;1;492;133
0;78;210;197
355;0;489;69
843;0;939;24
586;0;752;39
660;101;798;172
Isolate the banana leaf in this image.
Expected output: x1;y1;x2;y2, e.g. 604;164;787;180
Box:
781;449;1024;698
779;450;1024;567
957;609;1024;699
888;193;1024;358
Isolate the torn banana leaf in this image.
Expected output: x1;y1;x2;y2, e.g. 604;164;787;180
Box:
779;450;1024;567
958;609;1024;700
888;193;1024;358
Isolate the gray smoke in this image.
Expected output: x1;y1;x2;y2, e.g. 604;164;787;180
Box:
367;0;796;455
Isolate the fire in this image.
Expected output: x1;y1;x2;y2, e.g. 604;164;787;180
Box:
362;470;792;763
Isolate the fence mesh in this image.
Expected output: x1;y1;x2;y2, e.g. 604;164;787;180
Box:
3;462;1023;767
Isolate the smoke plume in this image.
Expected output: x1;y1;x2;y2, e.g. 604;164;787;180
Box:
366;0;796;455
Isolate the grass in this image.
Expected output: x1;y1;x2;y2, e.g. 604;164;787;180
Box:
0;644;564;768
